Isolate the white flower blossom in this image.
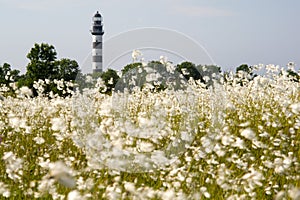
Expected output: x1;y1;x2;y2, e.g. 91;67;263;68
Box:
68;190;84;200
48;161;76;188
33;136;45;144
132;50;142;62
241;128;256;140
290;103;300;115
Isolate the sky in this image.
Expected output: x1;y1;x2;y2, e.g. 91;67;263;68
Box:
0;0;299;73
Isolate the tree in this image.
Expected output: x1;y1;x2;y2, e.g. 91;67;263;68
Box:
54;58;80;81
121;62;142;76
0;63;20;96
19;43;81;96
26;43;57;82
287;70;300;82
236;64;251;74
235;64;256;86
196;65;222;87
0;63;20;85
100;69;120;94
0;63;11;84
176;61;204;82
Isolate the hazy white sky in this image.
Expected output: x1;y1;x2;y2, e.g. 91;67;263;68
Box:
0;0;299;73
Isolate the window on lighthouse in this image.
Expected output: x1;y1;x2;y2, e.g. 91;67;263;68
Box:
94;17;101;21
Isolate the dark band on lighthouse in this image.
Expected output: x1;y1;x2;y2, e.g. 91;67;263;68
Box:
93;42;102;48
92;56;102;62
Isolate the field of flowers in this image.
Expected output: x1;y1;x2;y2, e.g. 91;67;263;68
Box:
0;63;299;199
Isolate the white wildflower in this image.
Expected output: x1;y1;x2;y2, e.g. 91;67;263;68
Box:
288;187;300;200
146;72;161;82
151;150;170;167
51;117;66;132
263;160;273;169
274;156;292;174
239;121;250;127
181;131;193;142
159;56;168;65
161;189;175;200
200;186;211;198
290;103;300;115
214;143;225;157
201;136;214;153
240;128;256;140
166;63;176;73
124;182;136;193
9;117;20;128
108;77;114;85
274;191;285;200
221;134;234;146
232;137;245;149
203;76;210;82
49;161;76;188
68;190;84;200
138;141;154;152
242;167;264;190
33;136;45;145
38;157;51;168
76;177;94;191
37;177;55;195
252;140;267;149
0;182;10;198
181;68;189;75
259;132;269;138
19;86;32;97
2;152;23;181
85;75;93;83
132;49;142;62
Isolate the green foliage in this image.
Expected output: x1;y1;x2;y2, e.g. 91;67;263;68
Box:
0;63;20;96
118;61;176;92
26;43;57;82
100;68;120;94
121;62;142;76
235;64;257;86
287;69;300;82
54;58;80;81
236;64;251;74
176;61;204;82
197;64;221;75
176;62;223;87
197;64;222;86
0;63;20;85
19;43;80;96
74;69;120;95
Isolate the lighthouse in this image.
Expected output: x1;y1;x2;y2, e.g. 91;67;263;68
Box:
91;11;104;73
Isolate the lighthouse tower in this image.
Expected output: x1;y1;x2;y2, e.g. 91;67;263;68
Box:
91;11;104;73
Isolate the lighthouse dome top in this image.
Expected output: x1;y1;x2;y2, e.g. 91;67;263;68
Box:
93;11;102;21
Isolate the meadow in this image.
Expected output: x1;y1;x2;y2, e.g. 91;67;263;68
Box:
0;63;299;199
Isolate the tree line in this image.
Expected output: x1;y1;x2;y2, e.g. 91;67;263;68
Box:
1;43;298;97
1;43;80;96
